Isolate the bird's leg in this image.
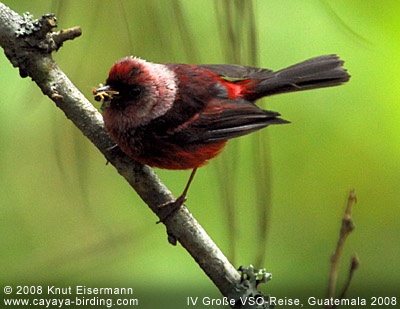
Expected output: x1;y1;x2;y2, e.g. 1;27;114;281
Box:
156;168;198;224
177;167;198;204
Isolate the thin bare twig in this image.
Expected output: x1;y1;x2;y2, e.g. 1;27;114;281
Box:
338;255;359;301
326;189;358;308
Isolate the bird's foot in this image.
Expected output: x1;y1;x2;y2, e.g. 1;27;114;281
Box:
156;195;187;224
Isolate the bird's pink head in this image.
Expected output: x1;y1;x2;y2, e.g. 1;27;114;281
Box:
102;57;177;127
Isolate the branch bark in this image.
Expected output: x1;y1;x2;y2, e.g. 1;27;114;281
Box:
0;2;251;303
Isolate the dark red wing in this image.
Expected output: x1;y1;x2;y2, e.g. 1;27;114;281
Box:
168;98;289;143
198;64;274;80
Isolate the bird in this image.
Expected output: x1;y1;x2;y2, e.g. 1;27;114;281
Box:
94;54;350;219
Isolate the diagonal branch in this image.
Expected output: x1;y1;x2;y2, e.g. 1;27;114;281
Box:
0;2;249;302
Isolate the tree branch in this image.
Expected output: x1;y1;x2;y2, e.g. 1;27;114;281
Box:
326;189;358;308
0;2;255;303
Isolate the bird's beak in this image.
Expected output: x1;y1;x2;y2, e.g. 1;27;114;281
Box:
93;84;119;111
95;85;112;93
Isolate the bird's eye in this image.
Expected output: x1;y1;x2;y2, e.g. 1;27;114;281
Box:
129;85;143;99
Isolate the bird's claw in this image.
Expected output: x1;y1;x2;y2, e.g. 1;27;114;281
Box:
156;195;187;224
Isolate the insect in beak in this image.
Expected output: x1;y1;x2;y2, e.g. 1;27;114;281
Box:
93;84;119;102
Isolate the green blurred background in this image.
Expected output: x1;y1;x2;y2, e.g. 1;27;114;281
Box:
1;0;399;308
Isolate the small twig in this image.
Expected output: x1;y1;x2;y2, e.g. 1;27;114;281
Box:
326;189;357;308
338;255;359;301
52;26;82;48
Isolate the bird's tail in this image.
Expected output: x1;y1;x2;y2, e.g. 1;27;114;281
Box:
248;55;350;101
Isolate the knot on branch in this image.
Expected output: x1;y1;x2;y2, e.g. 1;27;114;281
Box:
14;12;58;57
15;12;81;54
1;10;81;78
16;12;57;38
